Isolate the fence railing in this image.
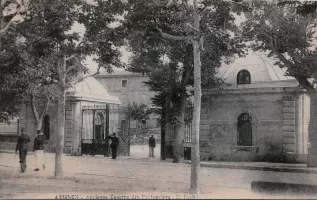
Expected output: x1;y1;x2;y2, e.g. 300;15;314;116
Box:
130;136;161;145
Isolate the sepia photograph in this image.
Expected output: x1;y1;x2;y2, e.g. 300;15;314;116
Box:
1;0;317;199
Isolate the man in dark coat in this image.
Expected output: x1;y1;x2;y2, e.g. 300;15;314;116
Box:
108;133;119;159
149;135;156;157
33;130;46;171
15;128;30;173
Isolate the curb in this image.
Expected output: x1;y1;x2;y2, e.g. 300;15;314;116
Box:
183;160;317;174
0;150;30;154
251;181;317;194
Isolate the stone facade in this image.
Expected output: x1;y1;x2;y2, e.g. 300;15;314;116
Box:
95;68;160;135
199;52;310;163
0;77;123;156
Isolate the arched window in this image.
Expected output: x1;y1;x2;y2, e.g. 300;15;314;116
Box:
237;113;252;146
43;115;50;140
237;70;251;84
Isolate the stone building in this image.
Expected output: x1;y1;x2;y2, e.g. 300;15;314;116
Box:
200;52;309;163
0;77;123;156
95;68;160;136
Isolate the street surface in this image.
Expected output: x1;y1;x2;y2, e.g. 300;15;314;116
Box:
0;145;316;199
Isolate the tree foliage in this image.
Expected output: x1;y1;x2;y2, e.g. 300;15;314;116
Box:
241;1;317;90
128;102;152;123
124;0;246;125
0;0;127;178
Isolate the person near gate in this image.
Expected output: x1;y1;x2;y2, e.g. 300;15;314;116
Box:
108;132;119;159
149;135;156;157
15;128;30;173
33;130;46;171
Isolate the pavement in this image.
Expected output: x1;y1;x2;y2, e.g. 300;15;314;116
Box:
1;145;317;198
2;145;316;174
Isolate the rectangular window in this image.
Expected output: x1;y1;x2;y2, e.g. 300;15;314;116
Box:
121;80;128;88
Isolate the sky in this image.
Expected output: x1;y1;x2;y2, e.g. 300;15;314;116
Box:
70;22;131;74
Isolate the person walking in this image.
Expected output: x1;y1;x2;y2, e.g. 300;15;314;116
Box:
149;135;156;157
108;133;119;159
33;130;46;171
15;128;30;173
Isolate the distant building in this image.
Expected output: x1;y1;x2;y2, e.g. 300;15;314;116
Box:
95;68;160;136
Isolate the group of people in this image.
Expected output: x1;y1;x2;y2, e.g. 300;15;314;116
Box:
15;128;45;173
15;129;156;173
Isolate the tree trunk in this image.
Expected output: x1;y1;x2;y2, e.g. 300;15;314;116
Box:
0;0;2;47
307;92;317;167
190;40;201;194
31;95;50;133
161;104;166;160
54;57;66;179
190;0;201;192
173;67;190;163
36;119;43;131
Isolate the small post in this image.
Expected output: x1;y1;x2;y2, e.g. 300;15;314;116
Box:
128;106;131;156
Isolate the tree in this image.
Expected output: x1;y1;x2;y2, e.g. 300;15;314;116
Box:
0;29;27;115
2;0;126;179
125;0;244;165
277;1;317;15
0;0;28;34
241;1;317;167
128;102;152;130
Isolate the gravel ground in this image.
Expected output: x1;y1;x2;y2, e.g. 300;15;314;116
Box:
1;145;317;199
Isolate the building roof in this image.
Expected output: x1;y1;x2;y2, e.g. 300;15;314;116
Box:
66;77;121;104
97;67;141;77
216;51;298;88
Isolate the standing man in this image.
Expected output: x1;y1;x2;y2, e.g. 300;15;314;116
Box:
33;130;45;171
149;135;156;157
108;132;119;159
15;128;30;173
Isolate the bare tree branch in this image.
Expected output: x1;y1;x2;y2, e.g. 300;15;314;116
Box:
199;36;204;51
65;55;76;62
186;23;199;32
273;50;316;94
74;65;101;84
31;94;40;123
39;97;50;120
156;27;190;42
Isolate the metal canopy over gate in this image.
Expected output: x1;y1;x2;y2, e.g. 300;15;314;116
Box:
81;105;110;156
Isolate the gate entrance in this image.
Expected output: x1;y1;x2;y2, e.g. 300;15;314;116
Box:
81;105;110;156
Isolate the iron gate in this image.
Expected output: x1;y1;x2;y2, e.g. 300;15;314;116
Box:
164;123;192;160
80;105;130;157
164;103;193;160
81;105;110;156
